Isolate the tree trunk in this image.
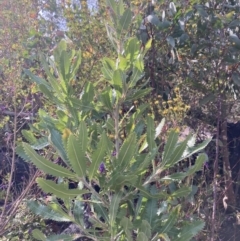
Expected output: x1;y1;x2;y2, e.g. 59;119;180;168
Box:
221;96;236;212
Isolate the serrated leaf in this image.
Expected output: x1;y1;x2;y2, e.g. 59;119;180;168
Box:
121;217;133;241
160;206;179;233
119;9;132;33
176;220;205;241
36;178;89;199
140;220;152;238
147;116;156;150
32;229;46;241
143;186;158;226
165;138;189;168
137;232;148;241
109;192;122;227
183;138;211;159
170;187;191;198
24;69;51;90
109;174;138;190
31;137;49;150
27;200;71;222
136;185;167;199
89;132;107;180
23;143;76;179
71;51;81;77
82;82;94;103
78;121;88;151
67;134;86;178
49;129;69;165
127;88;152;101
125;37;141;62
117;132;137;170
112;69;124;94
136;148;157;174
162;130;178;166
128;67;143;88
187;153;207;176
101;89;113;110
22;130;37;144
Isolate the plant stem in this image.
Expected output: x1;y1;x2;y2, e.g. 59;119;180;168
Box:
114;105;120;157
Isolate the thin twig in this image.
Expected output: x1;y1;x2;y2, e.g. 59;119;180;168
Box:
211;95;221;241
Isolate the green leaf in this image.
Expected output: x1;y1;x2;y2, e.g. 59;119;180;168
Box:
109;192;122;227
71;51;82;77
187;153;207;176
121;217;133;241
147;116;156;150
160;206;179;233
136;148;157;174
162;130;178;166
49;129;69;165
127;88;152;101
128;67;143;88
125;37;141;62
112;69;124;94
161;173;187;181
23;143;76;179
144;186;158;226
47;234;75;241
82;82;94;103
137;232;148;241
232;72;240;86
176;220;205;241
166;36;175;48
165;138;189;168
101;57;115;80
22;130;37;145
78;121;88;152
108;174;138;190
183;138;211;159
100;89;113;110
139;220;152;239
229;19;240;28
119;9;132;33
199;93;216;105
31;137;49;150
67;134;86;178
89;132;107;180
32;229;46;241
27;200;71;222
170;187;192;198
229;34;240;50
24;69;51;90
147;14;161;26
136;185;168;199
117;132;137;171
36;178;89;199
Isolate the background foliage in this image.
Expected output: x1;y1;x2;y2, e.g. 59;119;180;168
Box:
1;0;240;240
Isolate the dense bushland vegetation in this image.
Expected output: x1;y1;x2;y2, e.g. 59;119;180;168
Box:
1;0;240;240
